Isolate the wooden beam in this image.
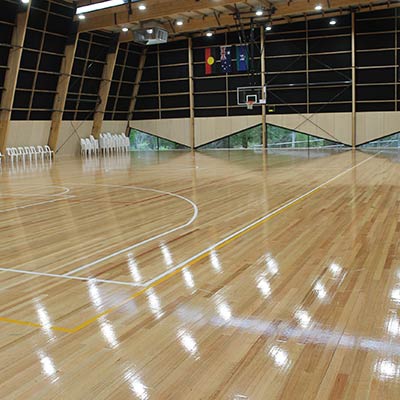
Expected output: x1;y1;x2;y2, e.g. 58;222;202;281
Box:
48;22;79;151
188;37;195;150
126;47;148;134
0;3;30;154
78;0;241;32
78;0;388;33
91;33;120;139
116;2;400;43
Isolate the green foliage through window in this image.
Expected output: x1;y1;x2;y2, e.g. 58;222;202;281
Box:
359;132;400;148
129;129;189;151
198;124;345;149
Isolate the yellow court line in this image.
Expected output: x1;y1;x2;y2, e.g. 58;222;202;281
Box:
0;316;72;333
0;152;380;333
69;183;328;334
0;184;323;334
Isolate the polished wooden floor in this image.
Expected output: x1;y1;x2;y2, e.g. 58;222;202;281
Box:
0;148;399;399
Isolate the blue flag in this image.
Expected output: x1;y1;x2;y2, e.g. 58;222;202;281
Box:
220;46;232;73
236;45;248;72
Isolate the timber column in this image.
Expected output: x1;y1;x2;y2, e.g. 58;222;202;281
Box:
126;48;148;135
188;37;195;150
91;33;120;139
48;22;79;151
0;2;31;153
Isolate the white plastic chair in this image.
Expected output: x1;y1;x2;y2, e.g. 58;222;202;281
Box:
81;138;89;157
37;146;46;162
44;145;54;160
6;148;17;163
17;147;27;162
30;146;39;161
89;135;99;155
24;146;32;162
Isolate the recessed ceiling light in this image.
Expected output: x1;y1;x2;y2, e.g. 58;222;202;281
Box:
265;25;272;31
21;0;29;4
206;31;213;37
256;9;263;16
138;4;146;10
78;14;86;20
329;19;337;25
314;4;323;11
122;27;129;32
176;20;184;26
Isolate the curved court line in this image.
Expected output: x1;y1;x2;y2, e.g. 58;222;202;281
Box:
63;183;198;276
0;185;71;197
0;196;75;214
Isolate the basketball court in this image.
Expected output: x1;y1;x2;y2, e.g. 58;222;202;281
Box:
1;148;399;398
1;0;400;399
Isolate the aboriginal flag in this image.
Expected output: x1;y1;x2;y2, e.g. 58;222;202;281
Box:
205;47;218;75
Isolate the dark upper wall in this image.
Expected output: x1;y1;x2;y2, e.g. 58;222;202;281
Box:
12;0;75;120
0;1;19;105
1;3;399;121
104;41;142;121
356;9;399;111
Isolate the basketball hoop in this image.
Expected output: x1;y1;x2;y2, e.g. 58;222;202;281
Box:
246;100;254;110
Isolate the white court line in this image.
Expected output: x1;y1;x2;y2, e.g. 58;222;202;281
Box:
63;184;198;276
0;267;145;287
142;152;381;287
0;196;75;214
0;185;71;197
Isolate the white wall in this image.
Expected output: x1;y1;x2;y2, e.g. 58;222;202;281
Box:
5;111;400;156
130;113;353;147
6;121;51;147
356;111;400;145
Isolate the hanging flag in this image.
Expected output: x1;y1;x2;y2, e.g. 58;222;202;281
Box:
205;47;217;75
236;45;249;72
220;46;232;73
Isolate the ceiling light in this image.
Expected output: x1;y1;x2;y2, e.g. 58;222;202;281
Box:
265;25;272;31
76;0;124;15
176;20;184;26
78;14;86;20
256;9;263;16
329;19;337;25
314;4;323;10
21;0;30;3
122;27;129;32
138;4;146;10
206;31;213;37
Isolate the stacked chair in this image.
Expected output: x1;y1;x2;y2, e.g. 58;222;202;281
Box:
5;145;54;164
81;133;130;157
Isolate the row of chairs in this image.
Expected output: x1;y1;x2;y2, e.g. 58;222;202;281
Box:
100;133;130;155
5;146;54;163
80;136;99;157
81;134;130;157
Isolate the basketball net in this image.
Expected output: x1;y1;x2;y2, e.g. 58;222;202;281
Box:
246;100;254;110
